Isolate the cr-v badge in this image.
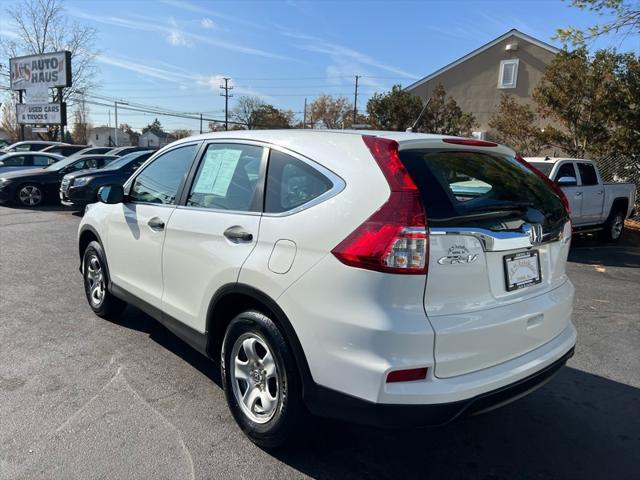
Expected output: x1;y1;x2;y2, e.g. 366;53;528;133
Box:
438;244;479;265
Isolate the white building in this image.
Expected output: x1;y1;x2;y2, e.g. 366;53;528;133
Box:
89;126;130;147
138;131;175;148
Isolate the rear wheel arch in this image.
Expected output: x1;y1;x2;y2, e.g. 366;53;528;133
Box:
205;284;315;398
609;197;629;217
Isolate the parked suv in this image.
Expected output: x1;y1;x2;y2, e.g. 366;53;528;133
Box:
60;150;154;208
78;131;576;447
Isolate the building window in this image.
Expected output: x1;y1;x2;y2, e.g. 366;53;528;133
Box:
498;59;519;89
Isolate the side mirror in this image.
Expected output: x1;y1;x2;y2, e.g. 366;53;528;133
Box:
97;184;125;204
556;176;577;187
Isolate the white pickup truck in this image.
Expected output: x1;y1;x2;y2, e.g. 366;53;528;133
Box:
526;157;637;242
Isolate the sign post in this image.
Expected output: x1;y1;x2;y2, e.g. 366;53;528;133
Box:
9;51;72;141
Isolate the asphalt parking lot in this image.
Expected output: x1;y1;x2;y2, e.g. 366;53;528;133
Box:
1;205;639;480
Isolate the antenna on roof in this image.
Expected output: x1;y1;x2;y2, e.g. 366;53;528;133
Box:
406;97;432;133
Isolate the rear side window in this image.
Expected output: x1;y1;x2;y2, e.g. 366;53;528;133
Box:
577;162;598;186
32;156;51;166
399;149;568;232
265;150;332;213
130;145;196;204
187;143;263;212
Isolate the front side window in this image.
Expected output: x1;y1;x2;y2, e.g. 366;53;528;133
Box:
265;150;332;213
1;156;25;166
577;162;598;186
554;162;577;181
130;144;196;204
187;143;262;212
498;59;519;89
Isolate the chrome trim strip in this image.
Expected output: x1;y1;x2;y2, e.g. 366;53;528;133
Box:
175;205;262;216
429;227;535;252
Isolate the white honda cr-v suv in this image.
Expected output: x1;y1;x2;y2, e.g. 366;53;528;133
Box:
78;130;576;447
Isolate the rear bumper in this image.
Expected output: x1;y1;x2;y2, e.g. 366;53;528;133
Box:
306;344;575;428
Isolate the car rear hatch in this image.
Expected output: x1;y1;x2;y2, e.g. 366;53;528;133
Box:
398;140;572;378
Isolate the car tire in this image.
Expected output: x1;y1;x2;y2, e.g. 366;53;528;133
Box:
15;183;44;207
221;310;305;448
82;241;126;318
600;208;625;243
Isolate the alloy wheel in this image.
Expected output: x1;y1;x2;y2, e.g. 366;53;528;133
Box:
85;254;105;306
611;214;624;240
230;332;280;424
18;185;42;206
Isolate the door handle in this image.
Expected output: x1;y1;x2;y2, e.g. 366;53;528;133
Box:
575;192;582;197
224;226;253;243
597;190;604;195
148;217;165;231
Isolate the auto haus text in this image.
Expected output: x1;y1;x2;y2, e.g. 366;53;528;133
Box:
29;57;62;84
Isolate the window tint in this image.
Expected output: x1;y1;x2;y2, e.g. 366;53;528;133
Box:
577;162;598;186
1;156;25;166
399;149;568;233
554;162;577;181
130;145;196;204
32;156;52;166
265;150;332;213
187;144;262;212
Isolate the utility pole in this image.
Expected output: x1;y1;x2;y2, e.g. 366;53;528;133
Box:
200;113;203;134
303;98;307;129
114;100;129;146
220;77;233;131
353;75;360;125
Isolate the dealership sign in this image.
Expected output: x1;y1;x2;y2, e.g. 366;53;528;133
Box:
9;51;72;94
16;103;67;125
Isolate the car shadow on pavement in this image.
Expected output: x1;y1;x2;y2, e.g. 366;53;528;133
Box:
273;367;639;480
569;234;640;268
113;305;222;386
110;305;639;480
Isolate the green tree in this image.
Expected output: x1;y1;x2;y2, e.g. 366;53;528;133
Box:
142;118;165;136
489;94;546;155
367;85;423;131
533;48;626;158
556;0;639;46
308;95;352;129
367;84;476;135
252;105;294;129
421;84;476;136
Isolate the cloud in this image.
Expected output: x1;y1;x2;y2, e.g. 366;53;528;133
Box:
283;31;419;80
167;30;192;46
160;0;264;30
94;55;270;99
70;10;291;60
200;18;215;29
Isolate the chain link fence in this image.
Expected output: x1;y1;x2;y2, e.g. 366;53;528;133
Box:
593;154;640;220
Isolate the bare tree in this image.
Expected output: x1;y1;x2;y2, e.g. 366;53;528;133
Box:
71;95;91;144
232;96;265;130
173;128;192;139
308;95;352;129
3;0;99;100
1;94;21;142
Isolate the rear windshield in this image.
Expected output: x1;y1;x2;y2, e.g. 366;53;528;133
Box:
528;162;553;177
399;149;568;234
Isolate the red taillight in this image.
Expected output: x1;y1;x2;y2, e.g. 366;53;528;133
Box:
386;367;428;383
331;136;428;274
515;154;571;215
443;138;498;147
